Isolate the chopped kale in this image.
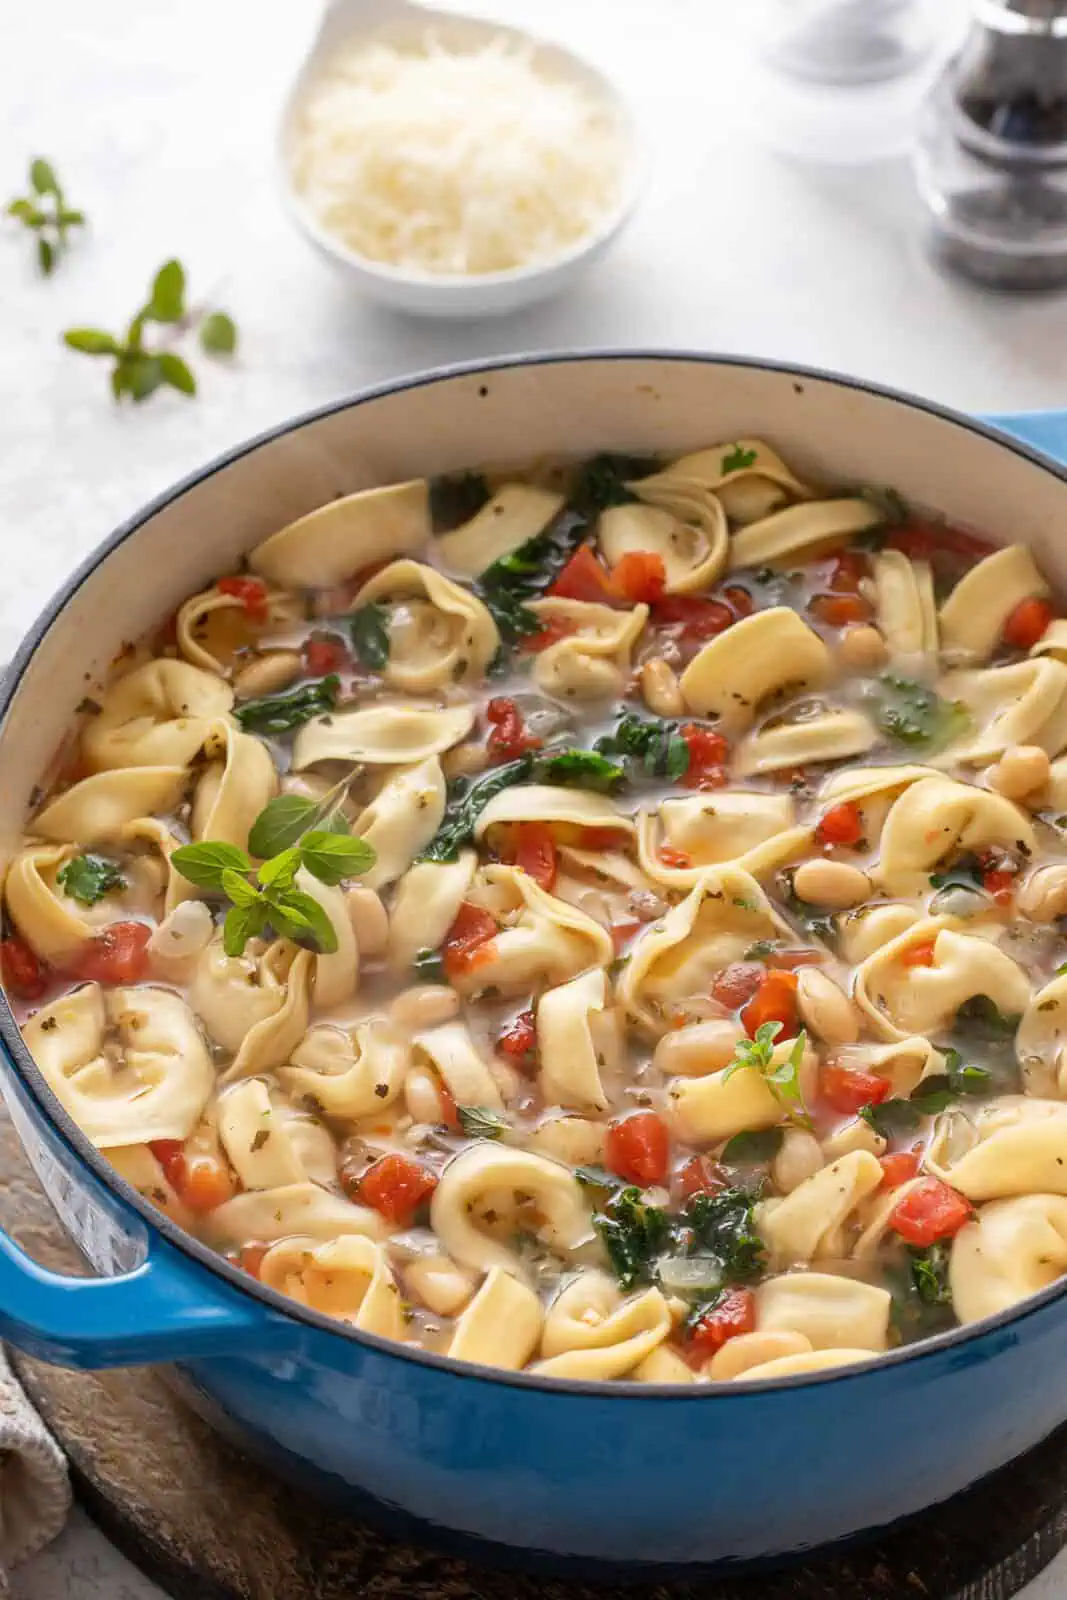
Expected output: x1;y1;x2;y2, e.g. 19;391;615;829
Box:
910;1242;953;1307
595;713;690;783
430;472;490;529
234;674;340;736
349;603;390;670
683;1187;766;1285
569;453;659;515
593;1186;670;1291
533;748;626;793
418;757;535;862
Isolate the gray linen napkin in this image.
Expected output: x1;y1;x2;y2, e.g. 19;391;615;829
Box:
0;1347;70;1596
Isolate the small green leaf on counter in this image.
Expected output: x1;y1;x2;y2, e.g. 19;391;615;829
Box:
349;604;390;670
199;311;238;356
720;444;757;474
457;1105;511;1141
234;674;340;736
6;157;84;274
56;853;126;906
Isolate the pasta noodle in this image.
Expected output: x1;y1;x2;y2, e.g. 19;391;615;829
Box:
9;439;1067;1384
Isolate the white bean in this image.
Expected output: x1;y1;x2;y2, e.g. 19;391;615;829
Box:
640;658;685;719
792;859;872;910
796;967;860;1046
653;1019;745;1078
835;625;888;673
988;745;1050;803
442;741;490;780
390;985;460;1031
233;650;302;698
345;886;388;955
772;1127;825;1194
528;1115;605;1166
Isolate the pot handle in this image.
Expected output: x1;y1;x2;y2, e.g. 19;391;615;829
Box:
982;408;1067;466
0;1223;289;1368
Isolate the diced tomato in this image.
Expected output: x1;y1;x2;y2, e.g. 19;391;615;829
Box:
815;800;865;849
359;1153;439;1226
722;585;755;618
520;619;574;654
680;724;730;791
901;938;937;968
441;902;498;980
239;1242;270;1279
149;1141;234;1213
1003;596;1054;652
218;575;269;624
711;962;765;1010
688;1287;756;1356
766;947;825;971
888;522;994;563
613;551;667;604
610;918;641;954
498;1008;536;1059
828;550;868;593
653;595;733;640
549;545;618;605
982;866;1016;906
303;636;349;676
576;824;630;851
485;697;542;763
659;844;692;869
741;970;798;1037
820;1062;891;1115
605;1111;670;1187
878;1150;922;1190
0;935;49;999
512;821;558;891
677;1155;727;1200
181;1154;236;1213
68;922;151;985
888;1177;972;1246
810;593;872;627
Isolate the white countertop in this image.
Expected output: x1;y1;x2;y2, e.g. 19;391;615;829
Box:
6;0;1067;1595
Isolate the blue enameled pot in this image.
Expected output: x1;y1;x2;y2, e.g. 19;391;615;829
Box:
1;355;1066;1573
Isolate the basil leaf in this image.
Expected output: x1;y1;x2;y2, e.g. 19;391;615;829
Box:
299;830;376;886
234;674;340;736
223;901;266;957
248;796;318;859
720;444;757;474
418;756;534;863
349;605;390;670
55;853;126;907
256;846;302;891
595;713;691;783
221;867;259;908
532;748;626;793
199;312;237;356
720;1126;784;1166
171;840;253;892
478;586;542;649
868;674;971;754
272;889;339;954
457;1105;511;1141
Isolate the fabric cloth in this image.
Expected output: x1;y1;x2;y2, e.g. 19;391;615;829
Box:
0;1347;70;1596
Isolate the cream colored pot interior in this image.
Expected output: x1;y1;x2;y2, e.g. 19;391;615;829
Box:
2;357;1065;858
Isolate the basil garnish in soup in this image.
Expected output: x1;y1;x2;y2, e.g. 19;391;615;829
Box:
234;673;340;736
867;673;971;753
56;853;126;906
349;604;390;670
595;713;690;782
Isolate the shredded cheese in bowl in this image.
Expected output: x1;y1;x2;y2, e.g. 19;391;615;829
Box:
288;34;630;280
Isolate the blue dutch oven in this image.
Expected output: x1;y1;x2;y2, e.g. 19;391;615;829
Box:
1;354;1066;1573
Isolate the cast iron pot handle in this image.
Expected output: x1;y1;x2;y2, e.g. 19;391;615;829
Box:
3;400;1066;1370
0;1222;291;1367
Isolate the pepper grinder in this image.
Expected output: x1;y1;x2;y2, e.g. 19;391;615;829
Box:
737;0;962;164
915;0;1067;288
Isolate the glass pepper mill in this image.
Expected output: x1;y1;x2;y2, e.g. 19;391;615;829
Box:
915;0;1067;288
737;0;961;164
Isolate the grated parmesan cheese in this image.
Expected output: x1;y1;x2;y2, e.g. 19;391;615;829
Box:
289;35;627;278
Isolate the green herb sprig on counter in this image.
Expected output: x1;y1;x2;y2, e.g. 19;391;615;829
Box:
56;853;125;907
6;158;84;275
234;674;339;736
63;259;237;404
172;789;374;957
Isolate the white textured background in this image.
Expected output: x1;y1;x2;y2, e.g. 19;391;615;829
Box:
6;0;1067;1594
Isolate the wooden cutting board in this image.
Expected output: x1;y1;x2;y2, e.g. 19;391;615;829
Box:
6;1102;1067;1600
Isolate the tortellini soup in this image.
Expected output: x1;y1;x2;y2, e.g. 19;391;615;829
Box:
8;441;1067;1385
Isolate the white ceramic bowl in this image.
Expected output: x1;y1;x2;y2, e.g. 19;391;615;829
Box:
276;0;646;318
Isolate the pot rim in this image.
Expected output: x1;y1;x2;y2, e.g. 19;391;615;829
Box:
4;347;1066;1398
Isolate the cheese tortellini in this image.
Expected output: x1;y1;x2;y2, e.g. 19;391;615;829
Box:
13;439;1067;1385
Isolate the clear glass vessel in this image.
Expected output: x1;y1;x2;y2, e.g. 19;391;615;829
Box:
915;0;1067;288
751;0;948;85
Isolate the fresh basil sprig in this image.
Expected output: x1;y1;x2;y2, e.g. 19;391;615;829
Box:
6;157;84;275
234;674;339;736
723;1021;811;1127
720;444;757;474
172;798;375;957
63;258;237;404
56;852;126;906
